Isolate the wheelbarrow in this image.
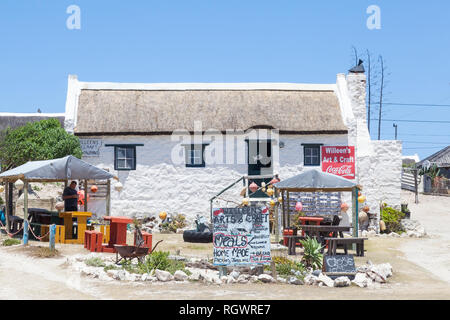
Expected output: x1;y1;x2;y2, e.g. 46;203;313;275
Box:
114;240;163;264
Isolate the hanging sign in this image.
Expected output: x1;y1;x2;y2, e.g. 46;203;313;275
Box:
321;146;355;179
80;139;102;157
212;207;272;266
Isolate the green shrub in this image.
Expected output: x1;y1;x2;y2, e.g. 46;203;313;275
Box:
2;238;21;246
269;256;306;279
381;206;405;233
85;257;106;268
299;236;323;270
117;251;191;275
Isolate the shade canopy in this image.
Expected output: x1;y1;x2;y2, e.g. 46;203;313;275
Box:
0;155;115;182
274;169;357;190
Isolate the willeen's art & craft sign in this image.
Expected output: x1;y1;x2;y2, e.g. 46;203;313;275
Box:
212;207;271;266
80;139;102;157
321;146;355;179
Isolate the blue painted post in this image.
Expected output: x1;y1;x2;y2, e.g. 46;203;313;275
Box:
49;224;56;251
23;220;29;245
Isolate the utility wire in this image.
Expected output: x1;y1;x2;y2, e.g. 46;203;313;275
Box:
373;119;450;124
380;102;450;107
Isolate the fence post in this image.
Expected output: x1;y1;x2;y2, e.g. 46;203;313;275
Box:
23;220;29;245
49;224;56;251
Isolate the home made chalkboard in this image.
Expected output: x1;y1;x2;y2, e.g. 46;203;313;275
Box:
323;255;356;274
212;207;271;267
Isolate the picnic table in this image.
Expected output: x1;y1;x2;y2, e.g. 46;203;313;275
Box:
298;216;324;236
59;211;92;244
286;225;351;255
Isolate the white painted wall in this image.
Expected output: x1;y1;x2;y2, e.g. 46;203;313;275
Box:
81;134;348;224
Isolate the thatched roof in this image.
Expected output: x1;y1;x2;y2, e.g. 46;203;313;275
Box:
74;87;347;135
0;113;65;132
417;146;450;168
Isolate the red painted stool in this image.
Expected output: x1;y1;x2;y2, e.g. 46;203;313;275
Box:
84;230;103;252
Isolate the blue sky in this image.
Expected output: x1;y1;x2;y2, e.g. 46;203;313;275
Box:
0;0;449;159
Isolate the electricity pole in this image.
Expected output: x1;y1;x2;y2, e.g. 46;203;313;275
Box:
393;123;398;140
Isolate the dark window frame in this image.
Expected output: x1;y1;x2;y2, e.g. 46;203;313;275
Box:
302;144;323;166
184;143;208;168
105;144;143;171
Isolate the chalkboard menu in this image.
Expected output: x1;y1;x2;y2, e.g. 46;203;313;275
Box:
285;192;341;216
212;207;271;266
323;255;356;274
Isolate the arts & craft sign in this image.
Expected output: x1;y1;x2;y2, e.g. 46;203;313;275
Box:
212;207;271;266
321;146;355;179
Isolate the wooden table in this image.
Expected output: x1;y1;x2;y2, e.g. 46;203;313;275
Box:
102;216;133;252
59;211;92;244
298;217;324;236
291;225;351;255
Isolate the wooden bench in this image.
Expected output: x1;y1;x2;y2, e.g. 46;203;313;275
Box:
285;235;307;255
7;215;24;234
325;237;368;257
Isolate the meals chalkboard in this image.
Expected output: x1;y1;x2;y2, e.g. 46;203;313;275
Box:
323;255;356;274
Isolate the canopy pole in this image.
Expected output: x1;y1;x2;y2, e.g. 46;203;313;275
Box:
4;183;10;232
23;180;29;245
352;186;359;239
84;180;88;212
106;179;111;216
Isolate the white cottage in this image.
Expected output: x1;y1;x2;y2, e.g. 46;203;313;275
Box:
64;67;402;229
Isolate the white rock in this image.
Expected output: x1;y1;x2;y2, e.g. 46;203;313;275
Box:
367;230;377;238
258;274;274;283
237;274;249;283
370;263;392;280
277;277;287;284
141;274;148;281
352;273;369;288
249;275;259;283
361;230;368;237
226;275;236;284
188;271;201;281
334;276;351;287
318;273;334;287
174;270;188;281
288;277;304;285
304;275;319;286
389;232;400;238
106;269;119;278
125;273;137;281
155;269;173;282
230;270;240;280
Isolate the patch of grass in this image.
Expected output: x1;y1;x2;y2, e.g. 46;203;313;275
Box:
32;246;60;258
2;238;21;246
85;257;106;268
103;264;120;272
187;244;206;250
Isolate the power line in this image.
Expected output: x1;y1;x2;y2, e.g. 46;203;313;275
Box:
403;146;448;150
373;119;450;124
400;133;450;137
402;141;450;144
381;102;450;107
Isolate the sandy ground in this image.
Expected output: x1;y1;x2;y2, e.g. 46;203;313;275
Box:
0;191;449;300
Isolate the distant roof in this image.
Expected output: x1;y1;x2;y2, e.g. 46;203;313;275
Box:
71;80;348;135
0;113;65;132
0;155;115;182
417;146;450;168
274;169;356;190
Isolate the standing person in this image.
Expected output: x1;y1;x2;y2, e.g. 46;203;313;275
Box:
62;181;78;212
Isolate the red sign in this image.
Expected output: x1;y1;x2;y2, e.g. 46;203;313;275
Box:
321;146;355;179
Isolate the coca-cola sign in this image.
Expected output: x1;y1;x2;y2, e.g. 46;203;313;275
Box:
321;146;355;179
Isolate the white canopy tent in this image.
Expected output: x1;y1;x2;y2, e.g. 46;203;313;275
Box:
0;155;118;233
